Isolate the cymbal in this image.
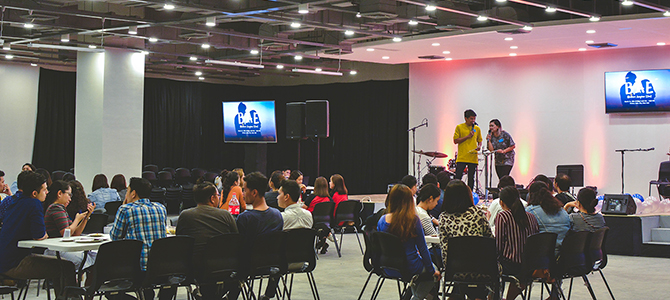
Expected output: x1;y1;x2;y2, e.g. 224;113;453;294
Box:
412;150;448;158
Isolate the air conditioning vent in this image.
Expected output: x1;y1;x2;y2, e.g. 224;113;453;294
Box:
418;55;445;60
588;42;617;48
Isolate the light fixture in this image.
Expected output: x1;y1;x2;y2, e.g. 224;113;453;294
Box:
621;0;634;6
504;37;513;41
366;48;374;52
24;23;34;29
129;26;138;35
445;58;453;60
658;42;667;46
149;37;158;43
579;48;587;51
509;53;517;56
350;70;357;75
425;4;437;11
431;43;440;46
408;19;419;25
589;16;601;22
205;59;265;69
510;46;518;49
294;55;303;60
190;56;197;61
292;68;343;76
382;56;390;59
2;44;9;50
61;34;70;43
195;71;203;76
201;43;210;49
586;29;596;34
392;37;402;42
140;50;149;55
586;40;594;44
315;67;322;72
545;6;557;12
298;4;309;14
198;77;205;80
477;15;488;21
164;3;175;10
356;12;362;18
496;0;507;2
290;22;301;28
442;50;450;54
31;63;37;67
664;11;670;17
250;49;259;55
88;45;97;49
345;30;355;36
206;17;216;27
27;43;104;52
277;65;284;69
5;54;13;59
522;25;533;31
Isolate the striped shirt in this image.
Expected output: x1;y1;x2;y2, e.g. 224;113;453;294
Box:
110;198;167;270
495;210;539;264
415;206;437;237
45;203;71;237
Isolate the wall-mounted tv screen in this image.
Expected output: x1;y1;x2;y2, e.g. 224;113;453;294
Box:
222;100;277;143
605;69;670;113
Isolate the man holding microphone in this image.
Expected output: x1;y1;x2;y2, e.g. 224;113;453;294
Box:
453;109;482;190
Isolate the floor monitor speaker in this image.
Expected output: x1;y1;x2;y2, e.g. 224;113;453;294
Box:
286;102;305;140
306;100;329;138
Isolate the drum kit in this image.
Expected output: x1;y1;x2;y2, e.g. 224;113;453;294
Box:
412;150;451;181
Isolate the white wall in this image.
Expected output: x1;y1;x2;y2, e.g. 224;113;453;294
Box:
409;46;670;195
0;63;39;183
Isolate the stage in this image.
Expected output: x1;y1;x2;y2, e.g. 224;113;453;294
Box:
604;214;670;258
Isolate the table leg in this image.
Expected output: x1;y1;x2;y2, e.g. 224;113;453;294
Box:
55;251;65;299
77;251;89;284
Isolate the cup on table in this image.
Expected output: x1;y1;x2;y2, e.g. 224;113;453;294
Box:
63;228;71;238
103;224;113;234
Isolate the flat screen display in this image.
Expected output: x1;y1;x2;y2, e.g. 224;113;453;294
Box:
222;100;277;143
605;69;670;113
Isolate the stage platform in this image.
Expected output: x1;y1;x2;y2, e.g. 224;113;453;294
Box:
604;214;670;258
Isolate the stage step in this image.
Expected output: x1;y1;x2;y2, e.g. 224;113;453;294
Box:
644;241;670;246
651;228;670;243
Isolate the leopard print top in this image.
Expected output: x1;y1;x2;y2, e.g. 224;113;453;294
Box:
438;205;493;267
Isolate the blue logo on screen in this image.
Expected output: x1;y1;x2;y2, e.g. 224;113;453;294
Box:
620;71;656;107
234;102;262;137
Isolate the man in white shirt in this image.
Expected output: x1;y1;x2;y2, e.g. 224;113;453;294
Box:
278;180;313;230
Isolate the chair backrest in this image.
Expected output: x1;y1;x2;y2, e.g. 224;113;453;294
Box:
198;233;242;284
586;227;608;271
444;236;499;282
204;172;218;183
175;168;191;185
161;167;176;178
660;161;670;180
142;171;157;181
285;228;318;273
104;201;123;219
248;231;287;277
51;170;66;181
143;164;159;173
191;168;207;183
312;202;335;227
557;230;590;276
150;187;166;204
83;213;109;234
89;240;144;294
334;200;362;225
144;236;195;286
372;231;413;281
520;232;557;281
181;184;196;210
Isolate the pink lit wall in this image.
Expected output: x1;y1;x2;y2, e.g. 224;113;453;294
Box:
409;46;670;195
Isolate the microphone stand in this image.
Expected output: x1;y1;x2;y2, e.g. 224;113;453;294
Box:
408;120;427;177
615;147;654;194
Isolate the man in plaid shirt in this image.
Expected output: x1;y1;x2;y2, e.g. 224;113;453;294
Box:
110;177;166;270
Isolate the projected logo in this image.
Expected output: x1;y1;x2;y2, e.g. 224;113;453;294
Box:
235;102;262;137
223;101;277;142
620;71;656;107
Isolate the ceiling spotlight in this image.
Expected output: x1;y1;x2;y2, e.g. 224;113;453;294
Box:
664;11;670;17
129;26;138;35
445;58;453;60
149;37;158;43
31;63;37;67
164;3;175;10
201;43;210;49
61;34;70;43
206;17;216;27
195;71;203;76
294;55;303;60
431;43;440;46
366;48;374;52
589;16;601;22
290;22;301;28
345;30;355;36
408;20;419;25
2;44;9;50
315;68;322;72
382;56;390;59
505;37;513;41
250;49;259;55
509;53;517;56
277;65;284;69
356;12;362;18
88;45;97;49
198;77;205;80
298;4;309;14
658;42;667;46
621;0;634;6
393;37;402;42
477;15;488;21
190;56;197;61
496;0;507;2
587;29;596;34
140;50;149;55
425;4;437;11
350;70;357;75
586;40;594;44
579;48;587;51
442;50;450;54
5;54;14;59
545;6;557;12
24;23;34;29
522;25;533;31
510;46;518;49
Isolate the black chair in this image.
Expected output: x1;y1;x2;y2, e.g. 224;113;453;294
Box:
164;186;183;215
191;168;207;184
157;171;174;188
357;229;382;300
585;227;615;300
51;170;66;181
520;232;558;300
657;161;670;198
0;285;18;300
175;168;191;186
143;236;195;299
143;164;159;173
556;230;592;300
83;213;109;234
311;202;341;257
204;172;218;183
149;187;166;205
161;167;176;178
369;231;414;300
333;200;364;255
104;201;123;222
142;171;158;187
63;240;144;300
181;183;196;211
283;228;321;300
443;236;501;300
246;231;288;299
196;234;247;300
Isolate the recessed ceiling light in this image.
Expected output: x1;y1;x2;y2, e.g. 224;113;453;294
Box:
425;5;437;11
366;48;375;52
201;43;210;49
61;34;70;43
509;53;517;56
198;77;205;80
164;3;175;10
382;56;390;59
393;37;402;42
315;68;322;72
356;12;362;18
586;30;596;34
505;37;513;41
294;55;303;60
5;54;14;59
250;49;259;55
345;30;355;36
290;22;301;28
195;71;203;76
522;25;533;31
31;63;37;67
408;20;419;25
664;11;670;17
545;6;557;12
477;15;488;21
298;4;309;14
431;43;440;46
586;40;594;44
579;48;587;51
442;50;450;54
206;17;216;27
149;37;158;43
510;46;518;49
445;58;453;61
277;65;284;69
658;42;667;46
589;16;601;22
621;0;634;6
190;56;197;61
88;45;97;49
350;70;357;75
129;26;138;35
24;23;34;29
496;0;507;2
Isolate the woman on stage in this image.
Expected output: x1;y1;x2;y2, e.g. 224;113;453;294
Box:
487;119;516;179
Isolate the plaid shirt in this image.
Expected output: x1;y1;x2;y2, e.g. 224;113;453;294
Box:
110;198;167;270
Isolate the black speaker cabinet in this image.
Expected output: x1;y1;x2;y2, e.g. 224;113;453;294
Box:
306;100;329;138
286;102;305;140
602;194;637;215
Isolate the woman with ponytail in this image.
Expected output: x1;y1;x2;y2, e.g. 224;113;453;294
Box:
525;181;570;252
564;187;605;232
218;170;246;216
496;186;539;300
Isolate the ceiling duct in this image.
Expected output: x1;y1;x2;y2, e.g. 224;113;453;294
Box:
178;30;211;39
435;2;474;28
477;7;523;22
19;13;59;22
359;0;398;19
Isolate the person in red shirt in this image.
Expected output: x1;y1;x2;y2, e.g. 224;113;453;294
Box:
330;174;348;211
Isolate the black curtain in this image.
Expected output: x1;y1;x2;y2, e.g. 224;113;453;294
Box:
32;68;76;172
144;78;409;194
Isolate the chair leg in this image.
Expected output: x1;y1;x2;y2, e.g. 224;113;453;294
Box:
371;277;385;300
598;270;615;300
330;228;342;257
354;227;364;255
358;272;374;300
396;280;402;299
307;272;321;300
339;228;345;254
581;275;597;300
568;277;574;300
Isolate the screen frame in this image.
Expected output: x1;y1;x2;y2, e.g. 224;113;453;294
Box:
222;100;278;143
604;68;670;114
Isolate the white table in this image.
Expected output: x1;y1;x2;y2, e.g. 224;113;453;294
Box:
17;235;111;252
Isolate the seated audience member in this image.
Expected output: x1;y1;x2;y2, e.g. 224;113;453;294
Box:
487;175;524;231
44;180;96;269
525;181;570;253
66;180;91;221
265;170;285;210
496;186;539;300
279;180;313;230
1;171;32;225
554;173;576;205
236;172;283;300
110;174;128;201
565;187;606;232
88;174;121;213
438;180;492;300
306;177;333;254
214;169;228;191
530;174;553;193
429;171;451;219
282;168;292;180
288;170;308;196
330;174;348;211
176;181;238;299
0;172;76;296
378;184;440;300
10;163;35;194
0;170;10;201
218;170;246;216
416;183;441;266
402;174;418;196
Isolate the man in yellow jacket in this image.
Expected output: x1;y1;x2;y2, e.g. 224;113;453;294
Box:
453;109;482;190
